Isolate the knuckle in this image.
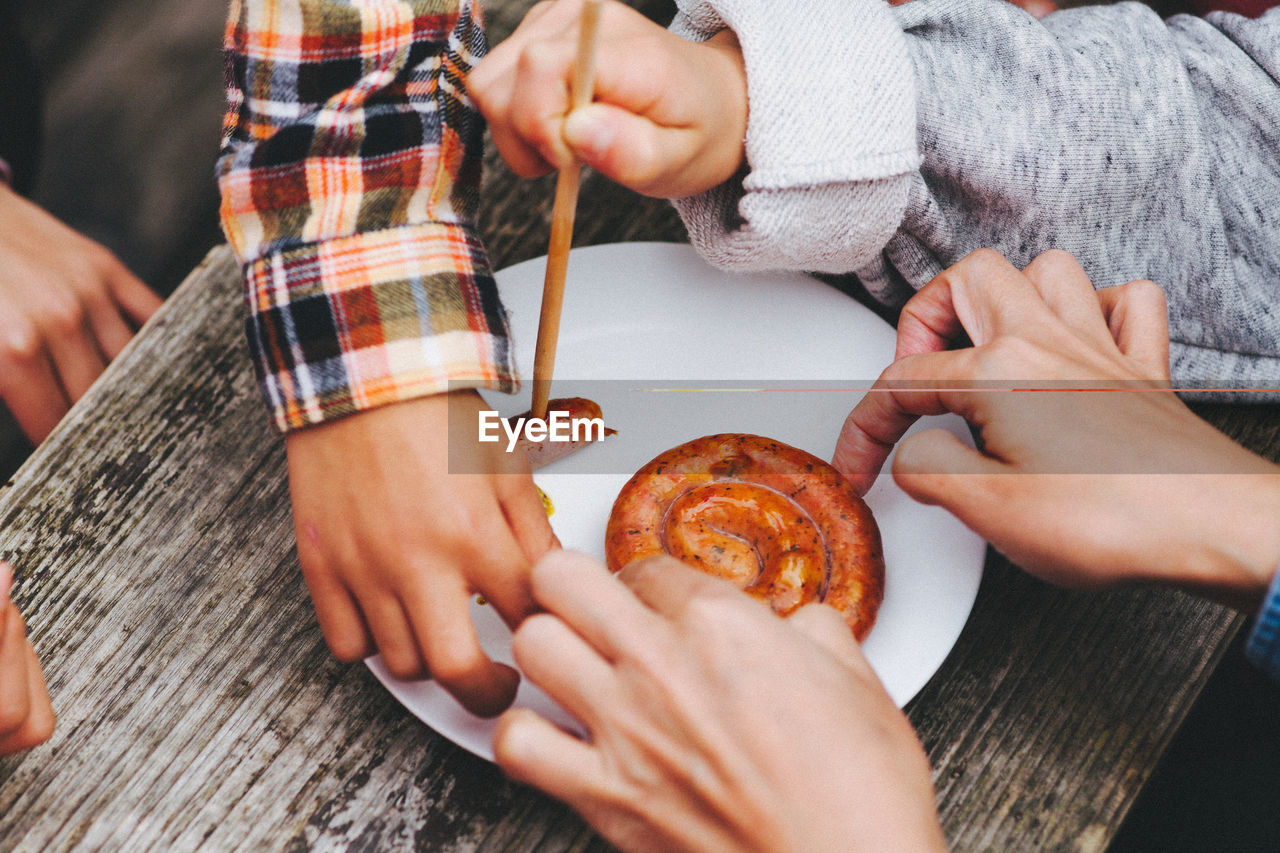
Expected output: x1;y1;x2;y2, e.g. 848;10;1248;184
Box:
87;245;124;275
428;642;486;687
0;695;29;736
520;0;561;28
31;713;56;746
295;546;340;586
624;633;680;681
492;708;548;779
680;586;745;630
510;613;558;662
517;42;562;77
930;265;970;300
40;293;87;336
1125;278;1167;306
1030;248;1078;271
383;654;425;681
469;71;497;109
981;335;1039;373
493;472;531;502
0;320;43;366
325;630;370;663
962;247;1009;270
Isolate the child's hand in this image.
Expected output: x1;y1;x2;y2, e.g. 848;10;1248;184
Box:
494;551;946;853
0;562;56;755
471;0;747;199
285;390;556;716
833;250;1280;608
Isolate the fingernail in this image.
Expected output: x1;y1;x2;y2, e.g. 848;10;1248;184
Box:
0;562;11;600
564;107;614;161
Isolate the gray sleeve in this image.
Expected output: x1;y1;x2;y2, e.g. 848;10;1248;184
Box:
669;1;1280;386
886;1;1280;386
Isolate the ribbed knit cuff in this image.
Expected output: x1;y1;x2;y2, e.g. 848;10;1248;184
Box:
1245;565;1280;681
668;0;919;275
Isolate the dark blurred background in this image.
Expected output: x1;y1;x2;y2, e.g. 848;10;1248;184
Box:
14;0;227;300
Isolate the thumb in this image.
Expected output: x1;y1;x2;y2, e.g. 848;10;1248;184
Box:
891;428;1006;511
563;104;696;197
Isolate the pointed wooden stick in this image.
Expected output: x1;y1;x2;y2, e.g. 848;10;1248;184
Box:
531;0;604;420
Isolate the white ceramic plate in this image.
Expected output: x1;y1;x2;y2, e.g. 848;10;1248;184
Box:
368;242;985;761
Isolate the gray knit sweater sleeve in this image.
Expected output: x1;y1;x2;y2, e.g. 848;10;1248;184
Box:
669;0;921;273
670;1;1280;386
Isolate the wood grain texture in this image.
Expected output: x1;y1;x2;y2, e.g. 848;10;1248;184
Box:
0;248;604;853
1;254;1268;852
1;0;1277;849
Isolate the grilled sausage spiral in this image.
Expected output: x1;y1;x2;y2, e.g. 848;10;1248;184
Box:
605;434;884;639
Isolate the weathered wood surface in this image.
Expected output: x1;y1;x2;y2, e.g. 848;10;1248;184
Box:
2;0;1279;849
3;246;1274;851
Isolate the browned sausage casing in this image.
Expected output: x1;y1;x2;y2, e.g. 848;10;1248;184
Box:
605;434;884;640
512;397;614;470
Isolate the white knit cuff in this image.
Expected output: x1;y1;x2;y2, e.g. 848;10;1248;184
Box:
669;0;920;273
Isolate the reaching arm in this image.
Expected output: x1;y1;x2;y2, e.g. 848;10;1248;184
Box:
217;0;554;716
833;249;1280;611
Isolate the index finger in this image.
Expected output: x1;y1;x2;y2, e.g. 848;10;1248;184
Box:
528;549;657;662
832;348;982;494
895;249;1052;359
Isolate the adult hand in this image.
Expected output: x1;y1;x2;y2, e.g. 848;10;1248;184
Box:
833;249;1280;608
472;0;748;199
0;561;55;755
0;183;162;444
494;550;946;853
286;390;556;716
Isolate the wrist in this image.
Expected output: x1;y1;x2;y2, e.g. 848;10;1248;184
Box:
1172;470;1280;610
696;29;747;189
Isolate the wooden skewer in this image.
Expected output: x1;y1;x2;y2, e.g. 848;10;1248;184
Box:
531;0;604;420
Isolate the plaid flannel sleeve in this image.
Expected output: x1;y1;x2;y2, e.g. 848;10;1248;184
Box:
217;0;517;432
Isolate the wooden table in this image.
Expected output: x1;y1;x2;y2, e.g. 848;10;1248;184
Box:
3;2;1279;848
